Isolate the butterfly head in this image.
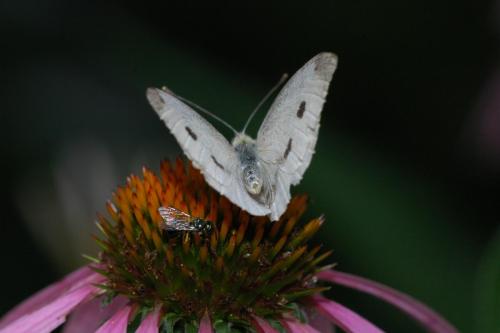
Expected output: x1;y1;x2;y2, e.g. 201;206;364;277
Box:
232;133;255;147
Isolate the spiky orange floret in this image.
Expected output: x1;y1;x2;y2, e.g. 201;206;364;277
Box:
95;158;330;323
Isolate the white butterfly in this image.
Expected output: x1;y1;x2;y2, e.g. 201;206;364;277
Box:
147;52;338;221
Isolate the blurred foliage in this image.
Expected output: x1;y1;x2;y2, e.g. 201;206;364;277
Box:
308;138;477;331
476;227;500;333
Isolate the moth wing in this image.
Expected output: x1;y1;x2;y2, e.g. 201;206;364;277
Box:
256;53;338;220
147;88;270;216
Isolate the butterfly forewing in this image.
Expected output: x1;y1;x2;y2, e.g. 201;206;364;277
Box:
256;52;338;220
147;88;271;217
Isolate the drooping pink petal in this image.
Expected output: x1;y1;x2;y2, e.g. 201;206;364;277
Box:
281;318;321;333
0;283;99;333
250;315;279;333
136;306;161;333
317;270;459;333
310;295;384;333
95;304;133;333
0;266;96;329
304;307;334;333
198;311;213;333
63;295;129;333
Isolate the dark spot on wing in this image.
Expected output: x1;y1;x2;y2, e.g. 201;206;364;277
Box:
284;138;292;159
211;155;224;170
297;101;306;118
185;126;197;140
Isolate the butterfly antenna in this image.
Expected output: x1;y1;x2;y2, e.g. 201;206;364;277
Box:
165;88;239;135
242;73;289;134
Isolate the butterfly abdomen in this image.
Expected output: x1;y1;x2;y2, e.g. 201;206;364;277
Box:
233;138;275;207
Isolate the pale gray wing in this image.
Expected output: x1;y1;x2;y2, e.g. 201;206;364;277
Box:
256;53;338;220
147;88;270;216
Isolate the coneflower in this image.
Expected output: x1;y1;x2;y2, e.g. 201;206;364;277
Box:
0;159;458;333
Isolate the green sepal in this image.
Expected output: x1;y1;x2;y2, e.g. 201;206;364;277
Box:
160;312;183;333
213;319;231;333
283;286;330;302
127;309;145;333
284;303;307;323
82;253;100;264
183;320;198;333
267;318;287;333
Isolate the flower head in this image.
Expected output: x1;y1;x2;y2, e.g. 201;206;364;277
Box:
96;157;328;327
0;158;459;333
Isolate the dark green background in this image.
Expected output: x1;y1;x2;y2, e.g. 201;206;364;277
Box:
1;1;499;332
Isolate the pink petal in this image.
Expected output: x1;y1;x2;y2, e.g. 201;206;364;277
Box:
310;295;383;333
136;306;161;333
281;318;321;333
0;284;98;333
0;266;96;328
304;307;334;333
198;311;213;333
63;296;129;333
250;315;279;333
95;305;133;333
317;270;459;333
